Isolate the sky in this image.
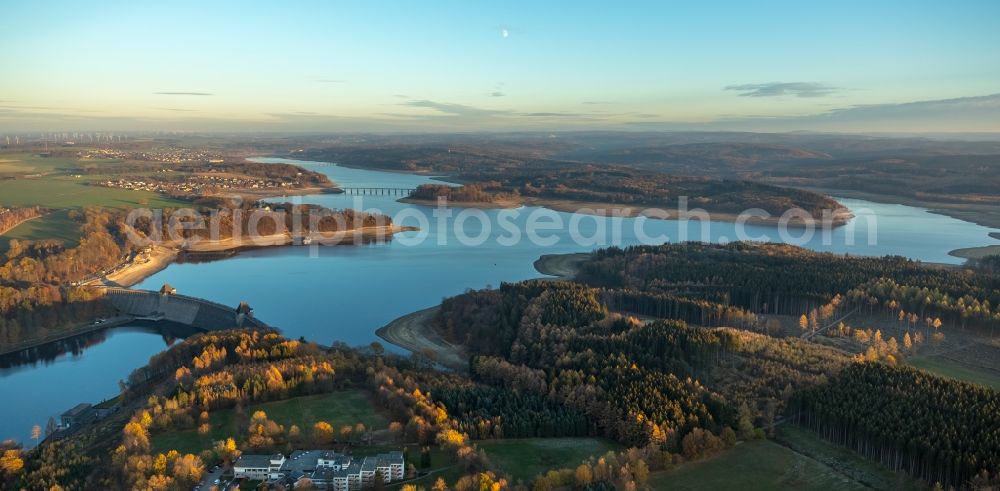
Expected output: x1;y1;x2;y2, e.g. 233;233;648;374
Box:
1;0;999;133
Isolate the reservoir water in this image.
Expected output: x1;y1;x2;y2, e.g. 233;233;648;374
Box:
2;157;998;443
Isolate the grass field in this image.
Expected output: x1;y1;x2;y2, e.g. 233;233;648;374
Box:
649;439;867;491
0;153;87;174
909;356;1000;390
0;210;81;253
477;438;622;483
150;390;387;455
773;426;924;490
151;410;237;455
0;176;185;209
249;391;388;432
650;427;924;491
0;152;188;246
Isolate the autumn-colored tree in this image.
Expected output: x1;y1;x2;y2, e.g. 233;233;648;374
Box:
680;428;724;460
0;449;23;475
153;453;169;475
123;421;151;453
436;429;466;449
574;464;593;487
172;453;205;487
313;421;335;445
214;438;240;464
146;473;173;490
798;314;808;331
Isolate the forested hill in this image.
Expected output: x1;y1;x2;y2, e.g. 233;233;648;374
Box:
575;243;1000;331
12;243;1000;489
296;145;845;219
426;243;1000;488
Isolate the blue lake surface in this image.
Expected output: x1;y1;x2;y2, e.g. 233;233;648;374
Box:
2;157;998;443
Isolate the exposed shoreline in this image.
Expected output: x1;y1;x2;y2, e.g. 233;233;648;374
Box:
239;184;343;200
399;195;853;228
376;252;590;364
526;197;854;228
375;306;467;371
800;186;1000;230
949;244;1000;261
307;158;855;228
398;197;522;209
533;253;589;280
87;224;415;288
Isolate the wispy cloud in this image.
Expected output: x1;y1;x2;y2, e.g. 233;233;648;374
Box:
5;93;995;133
724;82;840;98
490;91;505;97
153;92;214;96
402;100;510;118
523;112;580;117
0;104;59;110
627;93;1000;132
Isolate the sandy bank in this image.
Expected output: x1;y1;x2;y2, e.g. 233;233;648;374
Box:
800;186;1000;230
533;253;590;280
397;197;522;209
375;306;467;371
376;253;590;365
89;224;415;288
949;244;1000;261
399;195;853;228
524;197;853;228
240;184;343;200
99;244;178;287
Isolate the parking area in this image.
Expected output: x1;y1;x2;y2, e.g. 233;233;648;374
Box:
196;464;227;490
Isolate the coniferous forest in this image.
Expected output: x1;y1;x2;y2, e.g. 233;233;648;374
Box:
8;242;1000;490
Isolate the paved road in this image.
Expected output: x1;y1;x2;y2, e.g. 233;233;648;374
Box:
197;465;227;490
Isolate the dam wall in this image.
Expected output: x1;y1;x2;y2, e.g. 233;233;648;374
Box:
103;288;267;331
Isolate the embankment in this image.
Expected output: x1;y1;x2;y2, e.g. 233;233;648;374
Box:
103;288;268;330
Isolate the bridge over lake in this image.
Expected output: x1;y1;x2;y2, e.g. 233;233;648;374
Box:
340;187;415;196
